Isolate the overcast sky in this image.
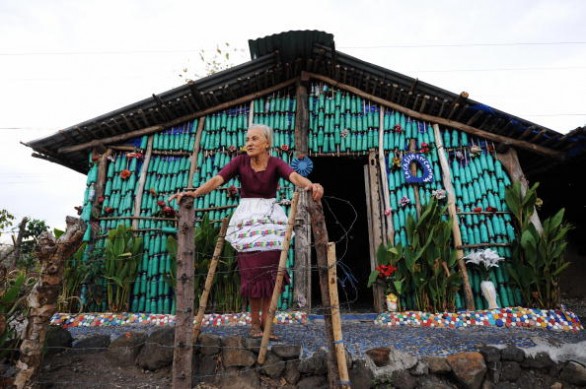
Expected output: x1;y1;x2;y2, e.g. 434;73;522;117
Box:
1;0;585;237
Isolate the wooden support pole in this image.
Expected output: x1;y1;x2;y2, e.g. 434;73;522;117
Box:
304;72;563;159
258;192;299;364
408;139;422;217
172;196;196;389
14;217;85;389
495;147;543;233
367;151;386;312
132;136;154;230
91;148;113;225
432;124;475;310
378;107;394;244
327;243;351;389
293;79;312;310
187;117;206;189
307;198;340;388
193;218;229;340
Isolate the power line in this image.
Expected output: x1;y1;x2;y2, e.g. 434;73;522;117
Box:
341;41;586;49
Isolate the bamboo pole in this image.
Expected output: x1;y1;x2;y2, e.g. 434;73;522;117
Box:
432;124;475;310
327;243;351;389
58;78;299;154
193;218;229;340
187;117;206;189
172;196;196;389
132;136;154;230
378;107;394;244
258;192;299;364
304;72;563;159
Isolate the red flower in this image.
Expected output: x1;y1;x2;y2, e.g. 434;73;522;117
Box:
227;185;239;198
104;207;114;214
120;169;131;179
228;145;237;153
162;206;175;217
486;206;497;213
376;264;397;278
281;144;289;151
97;196;105;204
157;200;166;208
149;188;157;196
393;124;403;133
473;207;482;213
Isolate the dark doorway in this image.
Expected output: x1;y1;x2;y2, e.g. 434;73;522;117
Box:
309;156;372;311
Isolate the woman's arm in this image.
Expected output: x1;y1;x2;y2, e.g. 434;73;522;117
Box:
288;172;324;201
167;175;225;202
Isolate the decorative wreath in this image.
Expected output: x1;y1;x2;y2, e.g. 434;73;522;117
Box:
291;156;314;177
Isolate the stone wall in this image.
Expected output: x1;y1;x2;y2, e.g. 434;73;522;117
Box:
46;327;586;388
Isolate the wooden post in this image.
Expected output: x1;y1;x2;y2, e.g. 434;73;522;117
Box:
378;107;394;245
193;218;229;340
408;139;422;217
9;217;29;268
432;124;475;310
367;151;386;312
258;192;299;364
327;243;351;389
172;196;196;389
293;78;312;310
187;117;206;189
132;136;154;230
92;148;113;228
307;198;340;388
14;217;85;389
495;147;543;233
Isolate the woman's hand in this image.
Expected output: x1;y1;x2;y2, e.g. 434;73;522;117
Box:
306;182;324;201
167;191;196;203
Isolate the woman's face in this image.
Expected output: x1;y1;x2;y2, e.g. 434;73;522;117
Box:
245;128;270;157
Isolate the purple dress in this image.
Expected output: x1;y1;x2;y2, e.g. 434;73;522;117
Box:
218;154;294;299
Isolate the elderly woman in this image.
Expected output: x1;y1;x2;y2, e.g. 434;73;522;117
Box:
169;124;323;338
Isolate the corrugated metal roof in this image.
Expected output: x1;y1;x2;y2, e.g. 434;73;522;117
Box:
249;30;334;61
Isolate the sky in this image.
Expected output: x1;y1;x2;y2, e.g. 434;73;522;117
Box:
1;0;585;237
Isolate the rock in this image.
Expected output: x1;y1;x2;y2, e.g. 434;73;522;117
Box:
72;334;110;354
392;369;418;389
447;351;487;389
479;346;501;363
197;333;221;355
259;351;284;379
366;347;391;367
560;360;586;386
422;356;451;374
298;348;328;375
217;367;260;389
481;381;495;389
222;336;256;368
296;375;328;389
417;375;457;389
522;352;554;370
349;360;374;389
485;360;502;384
106;331;146;366
500;361;522;382
411;360;429;376
136;328;174;371
271;344;301;359
244;336;261;352
501;346;525;362
284;359;301;385
192;353;219;384
44;326;72;355
549;382;563;389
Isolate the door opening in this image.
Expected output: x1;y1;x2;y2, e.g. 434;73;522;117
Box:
309;156;372;312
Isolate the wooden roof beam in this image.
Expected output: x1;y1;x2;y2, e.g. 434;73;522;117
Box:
305;72;563;159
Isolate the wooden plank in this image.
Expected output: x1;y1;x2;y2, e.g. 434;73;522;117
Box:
378;107;394;244
132;136;154;230
258;193;299;364
327;243;351;389
368;150;385;312
293;80;312;310
432;124;475;310
193;218;229;340
58;78;299;154
187;117;206;189
495;147;543;233
172;196;196;389
304;72;563;159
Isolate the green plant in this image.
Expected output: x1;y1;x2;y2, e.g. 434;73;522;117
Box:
104;224;142;312
0;267;31;359
505;181;572;308
165;215;241;313
368;198;461;312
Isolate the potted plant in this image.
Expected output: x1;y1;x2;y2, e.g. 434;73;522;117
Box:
464;248;504;309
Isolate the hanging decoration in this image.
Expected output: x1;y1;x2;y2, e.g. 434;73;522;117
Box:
291;156;314;177
401;153;433;184
120;169;132;180
399;196;411;207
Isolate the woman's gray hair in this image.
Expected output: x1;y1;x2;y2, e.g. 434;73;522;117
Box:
249;123;273;146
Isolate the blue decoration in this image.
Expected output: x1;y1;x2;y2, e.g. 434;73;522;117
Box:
402;153;433;184
291;156;314;177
